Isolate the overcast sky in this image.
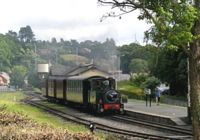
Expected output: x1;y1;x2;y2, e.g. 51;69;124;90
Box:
0;0;150;45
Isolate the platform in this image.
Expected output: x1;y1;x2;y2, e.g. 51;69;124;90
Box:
124;99;188;125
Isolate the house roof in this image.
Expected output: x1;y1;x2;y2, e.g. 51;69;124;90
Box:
49;63;111;80
49;64;72;76
0;72;10;80
65;64;110;76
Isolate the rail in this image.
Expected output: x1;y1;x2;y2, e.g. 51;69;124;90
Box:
23;97;192;140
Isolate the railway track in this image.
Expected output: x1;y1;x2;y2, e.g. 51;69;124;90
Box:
23;95;193;140
110;115;192;136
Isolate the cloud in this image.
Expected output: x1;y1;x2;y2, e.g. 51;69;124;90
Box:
0;0;150;45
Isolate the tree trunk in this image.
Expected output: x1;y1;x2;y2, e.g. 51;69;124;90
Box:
190;18;200;140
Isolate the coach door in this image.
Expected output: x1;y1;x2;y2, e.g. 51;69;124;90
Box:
63;80;66;101
83;80;90;105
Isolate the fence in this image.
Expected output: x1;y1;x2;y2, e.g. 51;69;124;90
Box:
0;86;16;92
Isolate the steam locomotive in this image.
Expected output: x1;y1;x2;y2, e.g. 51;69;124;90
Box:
42;75;124;113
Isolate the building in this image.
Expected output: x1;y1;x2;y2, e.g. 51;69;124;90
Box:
65;64;110;77
48;63;110;78
0;72;10;86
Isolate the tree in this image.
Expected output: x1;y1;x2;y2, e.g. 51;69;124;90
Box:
98;0;200;138
154;48;187;96
10;65;28;88
143;76;160;93
129;58;148;74
0;34;26;72
19;25;35;43
51;37;57;44
118;43;156;73
6;30;17;39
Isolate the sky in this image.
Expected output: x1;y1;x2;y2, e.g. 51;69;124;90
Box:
0;0;150;46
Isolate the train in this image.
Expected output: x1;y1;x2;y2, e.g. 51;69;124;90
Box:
42;74;124;113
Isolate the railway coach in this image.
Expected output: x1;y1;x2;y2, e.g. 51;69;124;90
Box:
43;74;124;113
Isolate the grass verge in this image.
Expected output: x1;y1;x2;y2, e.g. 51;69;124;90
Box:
0;91;120;140
117;80;144;100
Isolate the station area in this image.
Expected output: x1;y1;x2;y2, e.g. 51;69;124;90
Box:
125;99;188;126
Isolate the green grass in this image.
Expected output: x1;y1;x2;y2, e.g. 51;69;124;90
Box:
0;91;88;133
0;91;116;139
117;80;145;100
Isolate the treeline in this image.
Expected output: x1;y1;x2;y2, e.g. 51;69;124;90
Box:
0;25;119;88
0;25;187;96
119;43;187;96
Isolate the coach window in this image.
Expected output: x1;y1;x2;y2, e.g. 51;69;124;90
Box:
68;80;71;91
72;80;75;92
68;80;71;92
76;81;78;92
66;80;68;92
72;81;76;92
78;81;80;92
71;80;73;92
75;80;77;92
80;81;82;91
67;81;69;91
78;81;81;92
74;80;77;92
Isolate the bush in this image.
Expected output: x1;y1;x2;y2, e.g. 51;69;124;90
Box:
0;106;96;140
131;74;148;87
119;90;145;100
142;76;160;90
118;80;144;100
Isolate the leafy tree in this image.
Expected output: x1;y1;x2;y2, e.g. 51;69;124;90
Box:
118;43;156;73
10;65;28;88
142;76;161;94
154;48;187;96
27;71;40;88
98;0;200;137
6;30;17;39
131;73;148;87
0;34;26;72
129;58;148;74
0;35;12;69
51;37;57;44
19;25;35;43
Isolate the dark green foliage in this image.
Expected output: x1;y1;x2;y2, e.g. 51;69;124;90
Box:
129;58;148;73
118;42;187;96
131;74;148;87
27;71;41;88
153;48;187;96
0;34;26;71
142;76;160;91
18;25;35;43
10;65;28;88
119;43;157;74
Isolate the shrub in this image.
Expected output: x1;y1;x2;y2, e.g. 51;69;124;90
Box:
142;76;160;90
0;106;96;140
118;80;144;100
131;74;148;87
